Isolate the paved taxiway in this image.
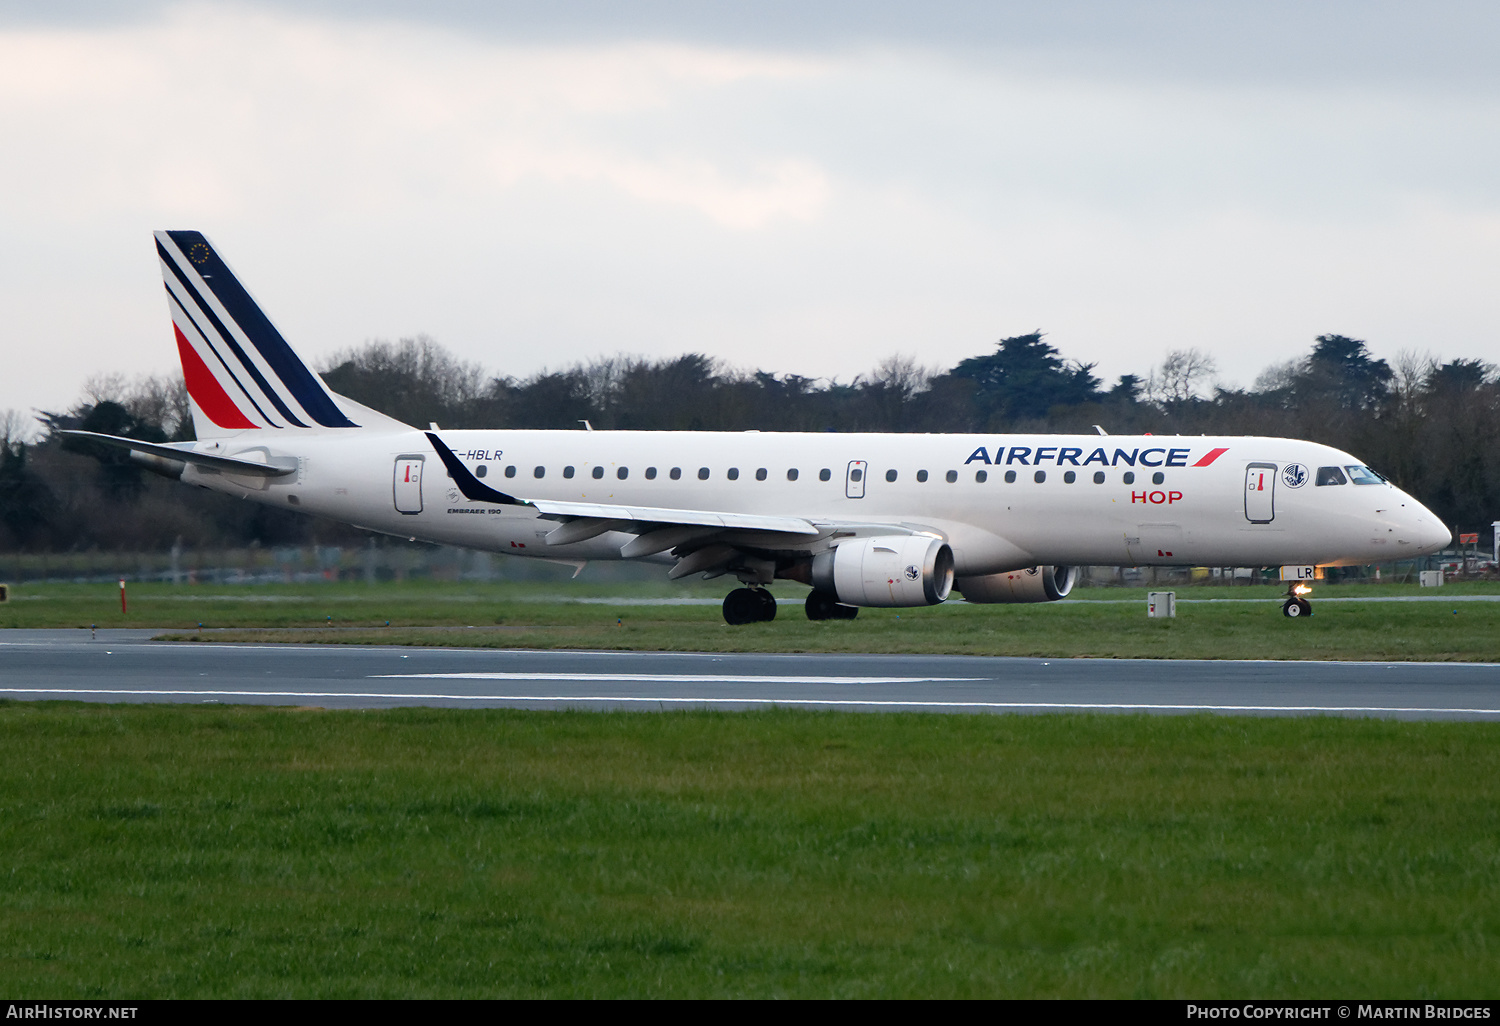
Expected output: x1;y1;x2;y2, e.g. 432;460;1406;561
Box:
1;629;1498;719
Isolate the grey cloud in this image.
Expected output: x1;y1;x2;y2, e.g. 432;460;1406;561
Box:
5;1;1500;92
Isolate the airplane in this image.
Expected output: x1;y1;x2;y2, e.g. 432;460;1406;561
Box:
64;231;1453;623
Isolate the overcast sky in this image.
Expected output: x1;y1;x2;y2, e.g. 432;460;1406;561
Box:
4;1;1500;423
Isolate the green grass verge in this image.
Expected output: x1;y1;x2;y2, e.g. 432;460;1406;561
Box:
1;704;1496;997
170;597;1500;660
7;580;1500;660
13;578;1500;630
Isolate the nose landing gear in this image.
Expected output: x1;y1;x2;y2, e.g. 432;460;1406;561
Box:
723;587;777;625
1282;597;1312;617
1281;583;1313;618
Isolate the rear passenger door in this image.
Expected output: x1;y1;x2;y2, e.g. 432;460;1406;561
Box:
394;455;424;515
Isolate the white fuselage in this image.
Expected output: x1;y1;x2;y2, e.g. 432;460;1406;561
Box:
183;428;1452;575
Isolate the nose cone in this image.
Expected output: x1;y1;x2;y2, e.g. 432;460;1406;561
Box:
1410;502;1452;555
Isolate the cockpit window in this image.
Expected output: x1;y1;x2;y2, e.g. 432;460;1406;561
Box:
1345;465;1385;485
1316;466;1348;486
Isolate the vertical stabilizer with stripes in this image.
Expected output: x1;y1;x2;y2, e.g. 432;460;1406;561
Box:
156;230;379;439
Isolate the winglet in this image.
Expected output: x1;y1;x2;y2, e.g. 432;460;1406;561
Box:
425;432;519;504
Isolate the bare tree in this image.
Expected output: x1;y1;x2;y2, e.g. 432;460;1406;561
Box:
864;353;935;402
1252;358;1302;394
81;373;129;406
0;409;36;448
1390;349;1436;411
72;373;192;438
1149;348;1219;403
122;375;192;439
319;335;486;427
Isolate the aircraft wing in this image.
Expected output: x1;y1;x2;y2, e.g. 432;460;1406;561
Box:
527;498;819;536
426;431;934;577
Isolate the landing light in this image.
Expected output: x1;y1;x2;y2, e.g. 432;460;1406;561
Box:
1293;584;1312;596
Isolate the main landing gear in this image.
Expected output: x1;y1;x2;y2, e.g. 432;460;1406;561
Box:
804;590;858;621
723;587;777;625
722;588;861;625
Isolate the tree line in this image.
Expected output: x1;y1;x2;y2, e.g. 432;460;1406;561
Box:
2;331;1495;553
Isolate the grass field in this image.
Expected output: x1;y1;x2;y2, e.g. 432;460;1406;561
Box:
0;703;1496;998
5;580;1500;661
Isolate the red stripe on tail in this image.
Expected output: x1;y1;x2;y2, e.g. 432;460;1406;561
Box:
1192;447;1229;467
175;325;259;430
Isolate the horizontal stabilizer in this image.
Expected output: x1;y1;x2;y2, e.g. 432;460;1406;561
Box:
59;431;296;477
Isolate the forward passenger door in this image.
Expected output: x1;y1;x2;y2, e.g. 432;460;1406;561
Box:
1244;462;1275;524
845;460;867;499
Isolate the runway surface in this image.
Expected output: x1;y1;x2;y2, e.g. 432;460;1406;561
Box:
1;629;1499;719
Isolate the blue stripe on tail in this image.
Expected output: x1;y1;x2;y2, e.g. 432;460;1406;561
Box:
164;231;357;429
159;244;301;427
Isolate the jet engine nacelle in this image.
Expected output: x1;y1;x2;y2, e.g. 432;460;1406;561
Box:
811;535;955;607
955;565;1078;603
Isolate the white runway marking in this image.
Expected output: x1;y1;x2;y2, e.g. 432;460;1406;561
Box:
1;687;1499;715
370;672;983;684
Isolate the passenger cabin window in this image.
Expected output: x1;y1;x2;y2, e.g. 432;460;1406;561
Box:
592;466;604;479
819;468;831;481
1063;471;1076;483
617;467;628;480
1004;470;1017;483
1346;465;1384;485
849;468;862;482
727;468;739;480
755;468;767;481
945;470;958;483
563;466;575;479
1093;471;1105;484
698;467;710;480
505;465;517;478
975;470;987;483
645;467;657;480
670;468;682;480
1122;472;1135;485
475;465;487;478
534;466;545;479
787;468;799;481
1152;472;1165;485
1034;471;1046;483
916;470;928;482
886;469;898;482
1317;466;1348;486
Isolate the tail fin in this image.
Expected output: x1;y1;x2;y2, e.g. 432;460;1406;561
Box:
156;230;365;438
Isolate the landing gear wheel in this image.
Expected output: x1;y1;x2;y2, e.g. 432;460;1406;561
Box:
1282;597;1312;618
805;590;858;621
755;588;777;622
723;587;774;625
